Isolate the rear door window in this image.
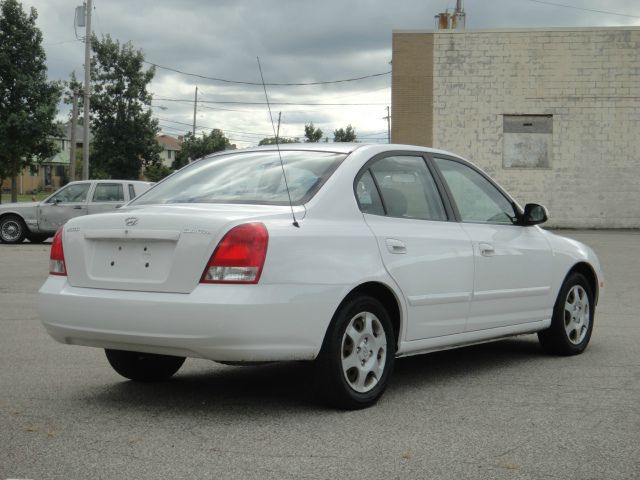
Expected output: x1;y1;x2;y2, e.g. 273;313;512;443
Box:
357;156;447;221
92;183;125;202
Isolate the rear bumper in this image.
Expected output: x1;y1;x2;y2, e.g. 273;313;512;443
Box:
39;276;344;362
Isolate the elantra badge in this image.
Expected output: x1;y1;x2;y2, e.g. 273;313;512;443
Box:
124;217;139;226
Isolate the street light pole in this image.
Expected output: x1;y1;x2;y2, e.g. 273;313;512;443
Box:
82;0;92;180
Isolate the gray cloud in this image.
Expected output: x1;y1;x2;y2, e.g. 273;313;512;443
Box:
20;0;640;146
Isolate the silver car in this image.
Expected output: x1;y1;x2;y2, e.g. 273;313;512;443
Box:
0;180;153;244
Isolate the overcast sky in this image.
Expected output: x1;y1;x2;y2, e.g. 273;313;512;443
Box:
18;0;640;147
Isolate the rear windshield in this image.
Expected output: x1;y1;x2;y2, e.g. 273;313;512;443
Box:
132;150;346;206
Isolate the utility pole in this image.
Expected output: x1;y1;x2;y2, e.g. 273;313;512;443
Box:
82;0;92;180
69;90;79;181
384;106;391;143
276;112;281;142
192;86;198;136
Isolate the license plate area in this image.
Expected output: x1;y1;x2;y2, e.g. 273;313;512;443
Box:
89;239;175;283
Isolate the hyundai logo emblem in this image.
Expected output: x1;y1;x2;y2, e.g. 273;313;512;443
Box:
124;217;139;226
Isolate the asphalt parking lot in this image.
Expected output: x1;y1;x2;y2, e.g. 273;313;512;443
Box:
1;230;638;480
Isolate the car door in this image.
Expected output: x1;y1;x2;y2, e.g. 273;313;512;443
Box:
355;154;474;340
432;156;554;331
87;182;126;214
38;182;91;231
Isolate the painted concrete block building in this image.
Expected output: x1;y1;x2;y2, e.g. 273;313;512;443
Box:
392;27;640;228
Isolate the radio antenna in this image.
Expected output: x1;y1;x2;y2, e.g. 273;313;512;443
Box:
257;56;299;228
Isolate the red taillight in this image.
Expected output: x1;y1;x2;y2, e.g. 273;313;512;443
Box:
201;223;269;284
49;228;66;276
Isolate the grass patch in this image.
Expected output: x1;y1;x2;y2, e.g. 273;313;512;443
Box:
0;192;49;203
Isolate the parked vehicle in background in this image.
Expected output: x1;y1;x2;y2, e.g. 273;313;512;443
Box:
38;144;603;409
0;180;153;244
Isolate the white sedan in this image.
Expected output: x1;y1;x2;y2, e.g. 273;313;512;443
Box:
39;144;603;409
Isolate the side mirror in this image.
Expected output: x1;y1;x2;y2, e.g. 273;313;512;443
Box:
522;203;548;226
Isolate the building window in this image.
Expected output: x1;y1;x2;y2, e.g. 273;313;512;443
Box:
503;115;552;168
167;150;172;159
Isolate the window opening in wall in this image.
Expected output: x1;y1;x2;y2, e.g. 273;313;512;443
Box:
503;115;552;169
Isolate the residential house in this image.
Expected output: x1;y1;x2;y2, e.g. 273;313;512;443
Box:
157;134;182;168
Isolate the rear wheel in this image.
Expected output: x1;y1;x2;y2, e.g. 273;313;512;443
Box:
538;272;594;355
314;296;395;409
105;349;185;382
0;215;27;244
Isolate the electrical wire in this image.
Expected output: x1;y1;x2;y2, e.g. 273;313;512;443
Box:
144;60;390;86
154;97;387;106
525;0;640;18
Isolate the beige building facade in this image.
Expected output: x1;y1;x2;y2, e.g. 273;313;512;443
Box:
392;27;640;228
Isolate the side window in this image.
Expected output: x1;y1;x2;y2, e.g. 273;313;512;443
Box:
47;183;91;203
434;158;516;225
93;183;124;202
369;156;447;221
128;184;136;200
355;171;385;215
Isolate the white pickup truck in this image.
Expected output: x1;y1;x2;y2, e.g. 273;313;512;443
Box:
0;180;153;244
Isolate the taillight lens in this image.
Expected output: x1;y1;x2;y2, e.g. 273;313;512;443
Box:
49;228;66;276
201;223;269;284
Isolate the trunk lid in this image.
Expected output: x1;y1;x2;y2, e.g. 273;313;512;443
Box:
62;204;301;293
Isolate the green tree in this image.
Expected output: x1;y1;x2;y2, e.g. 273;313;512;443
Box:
333;124;357;142
173;129;232;169
258;136;298;145
89;34;162;179
304;123;323;143
144;163;173;182
0;0;62;202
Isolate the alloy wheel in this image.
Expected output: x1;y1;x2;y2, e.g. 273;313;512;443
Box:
564;285;590;345
341;311;387;393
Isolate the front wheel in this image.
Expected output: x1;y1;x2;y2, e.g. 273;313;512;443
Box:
314;296;395;409
0;215;27;244
105;349;185;382
538;272;595;355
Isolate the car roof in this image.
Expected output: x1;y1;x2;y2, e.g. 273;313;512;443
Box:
205;143;464;159
65;180;152;185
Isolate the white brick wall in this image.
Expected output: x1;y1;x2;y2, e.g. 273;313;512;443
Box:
430;27;640;228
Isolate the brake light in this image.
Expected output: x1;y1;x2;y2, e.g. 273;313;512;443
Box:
201;223;268;284
49;228;66;276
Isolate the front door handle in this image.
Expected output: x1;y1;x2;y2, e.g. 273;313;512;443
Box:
73;206;83;210
385;238;407;254
479;242;495;257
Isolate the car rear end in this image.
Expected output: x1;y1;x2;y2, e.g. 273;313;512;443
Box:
39;148;352;362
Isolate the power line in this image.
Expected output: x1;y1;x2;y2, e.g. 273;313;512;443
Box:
144;60;390;86
154;97;387;106
525;0;640;18
157;117;272;137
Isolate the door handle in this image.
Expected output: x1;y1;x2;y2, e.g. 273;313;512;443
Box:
385;238;407;254
73;206;83;210
478;242;495;257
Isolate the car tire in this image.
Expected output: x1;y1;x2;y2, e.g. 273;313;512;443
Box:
0;214;27;244
538;272;594;356
314;295;395;409
105;349;185;382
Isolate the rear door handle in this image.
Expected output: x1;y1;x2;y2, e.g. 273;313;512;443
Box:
479;242;495;256
385;238;407;254
73;206;83;210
